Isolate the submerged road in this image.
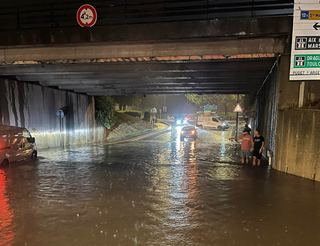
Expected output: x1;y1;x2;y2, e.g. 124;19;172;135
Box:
1;126;320;246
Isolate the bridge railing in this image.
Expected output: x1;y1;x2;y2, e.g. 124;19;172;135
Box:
0;0;293;30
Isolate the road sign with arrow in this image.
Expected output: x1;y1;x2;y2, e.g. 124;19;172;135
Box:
314;22;320;30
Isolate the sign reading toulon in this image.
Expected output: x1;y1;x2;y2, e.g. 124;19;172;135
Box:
290;0;320;80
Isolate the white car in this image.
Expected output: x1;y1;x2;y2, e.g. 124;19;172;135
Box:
0;125;37;166
196;116;229;130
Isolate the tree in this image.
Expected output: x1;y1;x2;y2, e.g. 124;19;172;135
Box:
185;94;238;114
185;94;256;114
143;112;151;122
112;95;142;110
95;96;115;129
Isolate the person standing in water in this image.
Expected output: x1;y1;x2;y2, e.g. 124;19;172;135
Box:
251;130;265;166
229;129;253;164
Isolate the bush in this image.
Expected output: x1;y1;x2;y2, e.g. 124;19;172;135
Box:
143;112;151;122
95;96;115;129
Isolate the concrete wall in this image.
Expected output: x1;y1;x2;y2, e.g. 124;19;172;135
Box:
0;78;105;149
275;109;320;181
256;55;320;181
277;56;300;110
0;17;292;46
256;58;279;164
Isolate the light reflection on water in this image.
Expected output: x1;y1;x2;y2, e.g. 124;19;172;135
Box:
1;128;320;246
0;170;14;246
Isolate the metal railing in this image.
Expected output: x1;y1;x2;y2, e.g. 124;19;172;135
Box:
0;0;293;30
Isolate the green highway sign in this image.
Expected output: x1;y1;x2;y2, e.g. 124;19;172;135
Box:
294;54;320;68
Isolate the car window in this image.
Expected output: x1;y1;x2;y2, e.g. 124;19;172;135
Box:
23;130;31;138
212;118;219;122
183;127;195;131
0;134;9;149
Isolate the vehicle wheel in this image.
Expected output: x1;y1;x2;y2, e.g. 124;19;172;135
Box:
1;159;9;167
218;126;222;131
31;151;37;159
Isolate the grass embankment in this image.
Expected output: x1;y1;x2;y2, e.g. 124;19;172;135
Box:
106;112;151;141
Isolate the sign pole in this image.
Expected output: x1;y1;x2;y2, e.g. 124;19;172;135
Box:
235;95;239;138
150;107;157;131
60;117;62;149
56;109;66;149
298;81;306;107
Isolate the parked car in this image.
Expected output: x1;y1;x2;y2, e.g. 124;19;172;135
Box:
0;125;37;166
196;116;229;130
180;126;198;141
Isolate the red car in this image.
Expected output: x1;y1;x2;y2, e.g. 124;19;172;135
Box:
180;126;197;141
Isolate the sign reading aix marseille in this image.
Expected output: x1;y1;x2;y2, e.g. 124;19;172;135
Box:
290;0;320;80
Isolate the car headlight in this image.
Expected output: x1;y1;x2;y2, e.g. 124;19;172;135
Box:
183;120;187;123
177;120;181;124
191;131;195;134
223;123;226;126
181;131;185;134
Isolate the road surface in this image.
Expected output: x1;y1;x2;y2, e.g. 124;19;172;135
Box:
1;126;320;246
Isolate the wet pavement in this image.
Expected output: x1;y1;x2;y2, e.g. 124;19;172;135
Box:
1;126;320;246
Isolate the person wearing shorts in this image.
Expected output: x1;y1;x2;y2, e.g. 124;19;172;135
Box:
251;130;265;166
229;129;253;164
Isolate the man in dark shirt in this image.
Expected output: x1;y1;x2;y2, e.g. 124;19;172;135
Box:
251;130;265;166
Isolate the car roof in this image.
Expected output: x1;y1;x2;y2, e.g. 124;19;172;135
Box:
182;126;195;130
0;125;27;133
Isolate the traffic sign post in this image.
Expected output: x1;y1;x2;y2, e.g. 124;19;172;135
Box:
150;107;157;130
290;0;320;80
77;4;97;27
233;100;242;137
56;109;65;149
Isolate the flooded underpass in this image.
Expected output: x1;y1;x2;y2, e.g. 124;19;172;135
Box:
1;126;320;246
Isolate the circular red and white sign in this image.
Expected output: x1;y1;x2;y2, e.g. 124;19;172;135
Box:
76;4;97;27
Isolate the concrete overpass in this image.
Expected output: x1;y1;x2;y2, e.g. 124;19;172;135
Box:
0;16;291;95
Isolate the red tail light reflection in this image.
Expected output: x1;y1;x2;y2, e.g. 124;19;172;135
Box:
0;170;14;245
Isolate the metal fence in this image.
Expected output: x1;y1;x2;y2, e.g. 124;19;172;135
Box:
0;0;293;30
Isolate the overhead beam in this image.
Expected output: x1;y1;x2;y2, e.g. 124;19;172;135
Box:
0;38;284;63
59;83;261;90
0;16;292;46
82;88;257;93
0;59;276;75
35;77;266;86
88;90;255;95
39;78;264;86
73;86;260;93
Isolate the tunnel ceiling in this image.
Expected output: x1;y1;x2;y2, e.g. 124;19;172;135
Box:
0;58;275;95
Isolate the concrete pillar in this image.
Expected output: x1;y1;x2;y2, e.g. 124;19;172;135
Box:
298;82;306;107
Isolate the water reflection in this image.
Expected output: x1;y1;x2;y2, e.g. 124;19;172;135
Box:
3;127;320;246
0;170;14;246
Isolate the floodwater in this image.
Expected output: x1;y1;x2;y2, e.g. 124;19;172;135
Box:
1;126;320;246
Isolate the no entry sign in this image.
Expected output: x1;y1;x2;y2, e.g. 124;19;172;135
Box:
76;4;97;27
